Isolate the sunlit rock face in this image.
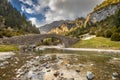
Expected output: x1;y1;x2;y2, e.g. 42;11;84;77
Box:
48;18;85;35
39;20;67;34
89;3;120;23
48;23;75;35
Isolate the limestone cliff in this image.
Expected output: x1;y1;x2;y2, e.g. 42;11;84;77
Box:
88;3;120;24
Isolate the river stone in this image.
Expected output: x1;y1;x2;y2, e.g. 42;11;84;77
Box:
62;78;67;80
112;76;117;80
69;78;74;80
76;70;80;73
79;64;84;67
112;72;119;80
0;61;9;67
112;72;119;77
86;71;94;80
66;64;71;68
54;71;60;77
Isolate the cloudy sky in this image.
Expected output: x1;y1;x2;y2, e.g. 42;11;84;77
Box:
9;0;103;27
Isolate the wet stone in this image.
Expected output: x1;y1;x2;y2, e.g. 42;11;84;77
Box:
75;70;80;73
62;78;67;80
61;73;64;76
54;71;60;77
47;69;51;72
69;78;74;80
46;64;51;69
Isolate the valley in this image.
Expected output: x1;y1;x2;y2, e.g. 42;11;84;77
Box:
0;0;120;80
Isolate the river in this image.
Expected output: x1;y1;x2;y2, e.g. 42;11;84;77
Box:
0;47;120;80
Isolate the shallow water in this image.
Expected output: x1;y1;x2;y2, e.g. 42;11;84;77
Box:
0;48;120;80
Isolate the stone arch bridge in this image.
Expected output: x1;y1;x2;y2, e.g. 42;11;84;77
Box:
0;34;79;47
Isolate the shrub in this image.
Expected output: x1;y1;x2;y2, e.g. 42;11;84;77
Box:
89;27;97;35
116;27;120;33
111;33;120;41
96;30;104;37
0;32;3;38
104;29;113;38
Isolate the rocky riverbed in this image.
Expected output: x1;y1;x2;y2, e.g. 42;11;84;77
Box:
15;54;88;80
0;50;120;80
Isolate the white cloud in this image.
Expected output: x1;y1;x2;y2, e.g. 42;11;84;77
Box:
7;0;11;2
19;0;103;27
29;17;45;27
21;5;34;14
45;0;102;22
43;0;102;26
19;0;33;6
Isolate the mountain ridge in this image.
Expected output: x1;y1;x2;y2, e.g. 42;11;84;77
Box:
39;0;120;40
39;20;70;34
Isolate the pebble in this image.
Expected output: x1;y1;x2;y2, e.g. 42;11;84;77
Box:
15;57;20;61
66;64;71;68
79;64;84;67
15;62;18;64
62;78;67;80
69;78;74;80
76;70;80;73
0;61;9;67
112;72;119;77
86;71;94;80
112;72;119;80
54;71;60;77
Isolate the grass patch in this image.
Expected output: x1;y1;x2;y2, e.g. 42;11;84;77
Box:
72;37;120;49
0;45;19;52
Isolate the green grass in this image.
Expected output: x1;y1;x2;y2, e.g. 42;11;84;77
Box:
72;37;120;50
0;45;19;52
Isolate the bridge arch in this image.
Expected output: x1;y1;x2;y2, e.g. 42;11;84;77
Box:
39;37;64;46
1;34;79;48
36;34;69;47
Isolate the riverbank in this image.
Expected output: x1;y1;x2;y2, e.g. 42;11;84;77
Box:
61;48;120;53
72;37;120;50
36;45;120;53
0;45;18;52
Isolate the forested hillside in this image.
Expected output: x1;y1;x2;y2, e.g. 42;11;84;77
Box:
0;0;40;38
90;8;120;41
67;2;120;41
